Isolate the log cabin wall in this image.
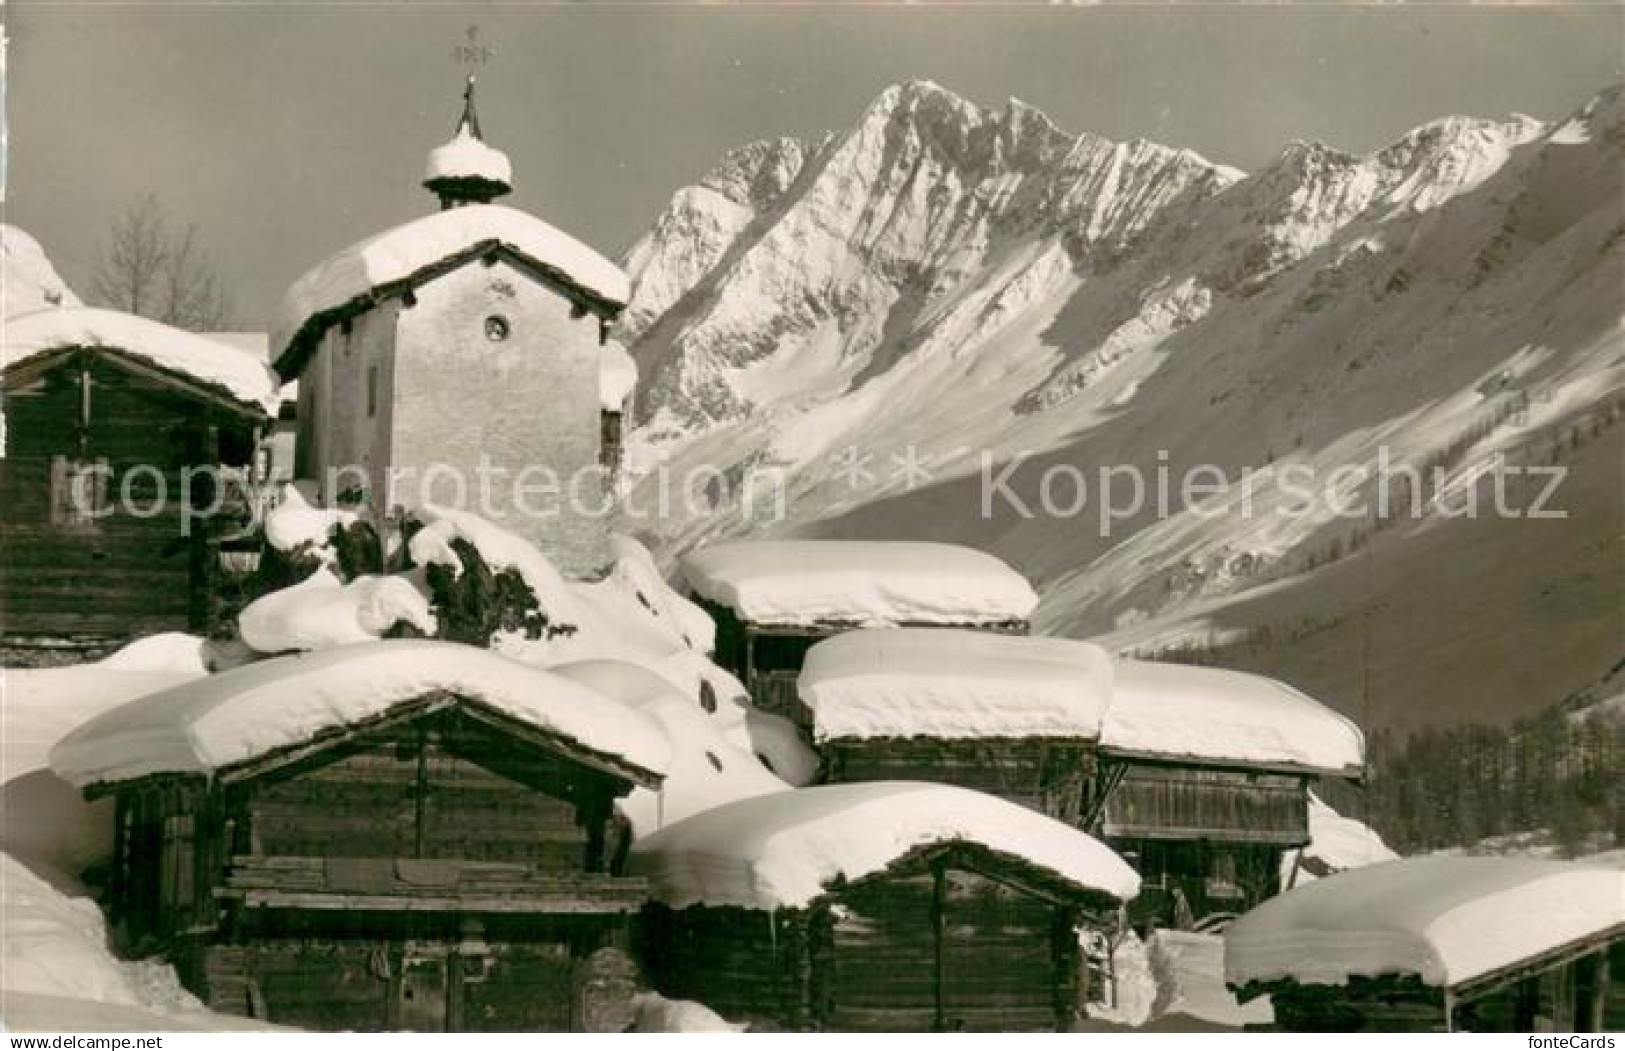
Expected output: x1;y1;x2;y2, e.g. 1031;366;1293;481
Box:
1100;762;1310;844
1246;943;1619;1033
1;353;260;641
640;905;811;1030
641;854;1104;1032
1098;761;1308;926
234;711;616;871
110;702;649;1031
823;739;1095;826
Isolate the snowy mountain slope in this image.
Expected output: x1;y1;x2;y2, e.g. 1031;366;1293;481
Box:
618;81;1625;733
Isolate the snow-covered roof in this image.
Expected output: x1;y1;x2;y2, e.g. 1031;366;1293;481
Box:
601;339;638;410
679;540;1040;628
203;331;297;406
551;659;791;837
273;204;631;372
1101;660;1364;776
1224;856;1625;992
798;628;1111;741
3;308;282;416
630;781;1141;911
49;640;672;789
424;126;513;188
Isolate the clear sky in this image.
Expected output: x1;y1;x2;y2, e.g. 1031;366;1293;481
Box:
6;2;1622;329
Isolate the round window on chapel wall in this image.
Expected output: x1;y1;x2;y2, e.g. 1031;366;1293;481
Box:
485;315;511;342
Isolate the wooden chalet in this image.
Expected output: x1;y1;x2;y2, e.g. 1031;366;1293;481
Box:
632;782;1140;1032
1092;659;1366;928
797;628;1111;826
48;640;673;1032
679;540;1039;722
1225;856;1625;1032
1;309;281;643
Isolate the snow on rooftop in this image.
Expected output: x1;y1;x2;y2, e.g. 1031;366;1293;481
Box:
1224;856;1625;991
631;781;1141;911
424;126;513;187
49;640;672;789
273;204;630;364
798;628;1111;741
679;540;1039;628
4;308;282;416
551;659;791;837
1102;659;1364;776
601;339;638;410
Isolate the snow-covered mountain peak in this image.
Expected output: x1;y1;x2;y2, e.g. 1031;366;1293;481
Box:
698;137;814;210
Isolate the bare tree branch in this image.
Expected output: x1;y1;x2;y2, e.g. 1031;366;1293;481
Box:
90;194;236;330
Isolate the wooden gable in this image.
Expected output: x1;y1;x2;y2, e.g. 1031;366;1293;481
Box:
1;349;264;640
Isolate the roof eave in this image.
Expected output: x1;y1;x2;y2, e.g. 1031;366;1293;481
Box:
274;239;628;380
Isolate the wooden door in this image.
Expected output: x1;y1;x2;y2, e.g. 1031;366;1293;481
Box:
397;944;449;1032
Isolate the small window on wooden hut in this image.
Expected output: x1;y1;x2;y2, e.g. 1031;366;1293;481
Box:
50;456;109;530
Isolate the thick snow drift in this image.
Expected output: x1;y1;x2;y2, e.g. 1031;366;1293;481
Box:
798;627;1111;740
551;660;790;837
237;567;437;653
3;225;81;316
3;307;282;415
424;126;513;187
262;483;358;555
274;203;630;364
601;339;639;410
1289;793;1399;883
1103;660;1365;776
1224;856;1625;991
3;666;201;875
631;781;1140;911
50;640;671;789
679;540;1039;627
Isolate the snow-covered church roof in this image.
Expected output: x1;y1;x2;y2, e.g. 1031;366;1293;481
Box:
3;307;282;416
1224;856;1625;992
272;204;632;375
630;781;1140;911
50;639;672;790
1101;659;1365;777
798;628;1111;741
679;540;1040;628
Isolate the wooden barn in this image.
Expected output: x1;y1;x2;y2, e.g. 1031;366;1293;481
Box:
48;640;673;1032
678;540;1038;722
797;629;1111;825
1092;659;1365;928
633;782;1140;1032
1;309;281;644
1224;856;1625;1032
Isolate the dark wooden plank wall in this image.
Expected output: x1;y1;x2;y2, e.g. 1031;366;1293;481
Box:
191;937;582;1031
829;868;1072;1031
242;720;594;871
641;905;809;1030
825;739;1094;826
644;865;1085;1032
1101;763;1309;843
1;357;256;638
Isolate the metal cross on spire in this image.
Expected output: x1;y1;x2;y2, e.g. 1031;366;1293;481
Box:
458;73;483;140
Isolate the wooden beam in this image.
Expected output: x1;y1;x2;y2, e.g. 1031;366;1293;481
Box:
931;857;947;1033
